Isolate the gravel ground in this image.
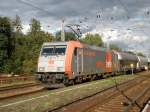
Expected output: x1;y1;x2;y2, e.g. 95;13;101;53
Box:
0;73;145;112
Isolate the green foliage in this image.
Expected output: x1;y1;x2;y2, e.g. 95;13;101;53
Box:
136;52;145;57
29;18;41;33
0;17;15;72
55;31;76;41
12;15;23;33
0;17;54;74
109;44;122;51
125;51;135;55
0;17;12;37
81;33;103;46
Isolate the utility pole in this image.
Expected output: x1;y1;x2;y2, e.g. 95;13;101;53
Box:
61;18;65;41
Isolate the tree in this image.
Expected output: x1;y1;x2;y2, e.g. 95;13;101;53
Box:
13;15;23;34
137;52;145;57
0;17;15;73
0;16;55;74
0;34;7;70
0;17;14;58
29;18;41;33
12;15;23;64
109;44;122;51
55;31;76;41
81;33;103;46
125;51;135;55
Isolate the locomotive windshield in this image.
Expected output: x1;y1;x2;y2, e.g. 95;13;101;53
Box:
41;45;66;55
55;46;66;54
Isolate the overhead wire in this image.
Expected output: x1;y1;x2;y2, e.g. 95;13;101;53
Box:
18;0;52;15
19;0;86;38
116;0;130;19
18;0;149;36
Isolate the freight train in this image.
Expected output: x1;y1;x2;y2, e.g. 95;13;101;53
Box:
36;41;150;87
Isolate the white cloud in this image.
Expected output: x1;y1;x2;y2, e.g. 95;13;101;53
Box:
22;24;30;34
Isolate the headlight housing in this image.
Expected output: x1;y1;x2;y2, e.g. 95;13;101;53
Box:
39;67;45;72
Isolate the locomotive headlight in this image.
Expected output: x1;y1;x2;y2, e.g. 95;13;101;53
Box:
39;67;45;72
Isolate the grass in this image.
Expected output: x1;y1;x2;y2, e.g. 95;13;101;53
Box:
0;73;141;112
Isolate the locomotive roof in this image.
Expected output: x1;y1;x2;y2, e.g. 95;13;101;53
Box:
84;44;107;51
42;41;107;51
137;56;148;62
117;52;138;61
43;41;67;46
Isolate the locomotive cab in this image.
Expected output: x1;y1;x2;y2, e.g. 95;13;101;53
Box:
36;41;83;87
37;42;67;85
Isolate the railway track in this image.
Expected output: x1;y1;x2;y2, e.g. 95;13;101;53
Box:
48;73;150;112
0;83;45;99
0;82;38;91
0;76;35;84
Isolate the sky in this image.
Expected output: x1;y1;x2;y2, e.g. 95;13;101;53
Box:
0;0;150;56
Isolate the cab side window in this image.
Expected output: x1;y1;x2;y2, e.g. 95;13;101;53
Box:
74;48;77;56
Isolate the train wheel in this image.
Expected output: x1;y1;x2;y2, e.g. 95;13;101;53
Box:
69;80;74;85
75;77;82;84
63;77;69;86
90;75;96;81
